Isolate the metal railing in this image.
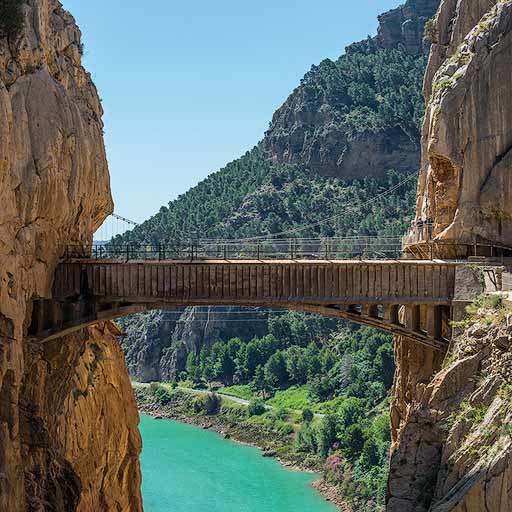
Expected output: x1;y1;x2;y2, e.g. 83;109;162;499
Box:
65;237;405;261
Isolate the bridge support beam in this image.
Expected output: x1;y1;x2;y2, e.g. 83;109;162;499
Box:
405;305;421;334
426;305;442;341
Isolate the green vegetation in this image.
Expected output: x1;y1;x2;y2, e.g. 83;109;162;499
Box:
296;48;427;142
218;384;254;400
0;0;23;38
248;399;266;417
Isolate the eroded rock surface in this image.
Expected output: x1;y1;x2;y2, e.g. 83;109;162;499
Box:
389;307;512;511
0;1;142;510
413;0;512;254
390;1;512;510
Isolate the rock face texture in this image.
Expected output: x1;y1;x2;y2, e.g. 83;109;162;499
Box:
390;1;512;510
265;0;439;180
412;0;512;254
389;305;512;512
0;1;142;510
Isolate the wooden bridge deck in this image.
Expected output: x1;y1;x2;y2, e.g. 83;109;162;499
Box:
29;259;466;350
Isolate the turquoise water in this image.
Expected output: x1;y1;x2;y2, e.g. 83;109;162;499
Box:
139;415;336;512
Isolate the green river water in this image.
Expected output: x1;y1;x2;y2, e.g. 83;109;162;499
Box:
139;414;337;512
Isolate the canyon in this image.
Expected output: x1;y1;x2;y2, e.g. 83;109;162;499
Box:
1;0;512;511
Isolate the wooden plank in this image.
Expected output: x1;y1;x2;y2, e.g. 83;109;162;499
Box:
257;265;264;298
332;264;339;298
368;265;375;299
298;265;304;298
304;265;311;298
152;265;159;297
171;265;177;297
290;264;296;298
354;265;361;298
145;265;152;297
324;265;331;298
176;265;184;298
283;265;290;299
381;265;389;297
250;265;257;298
106;265;113;297
130;265;137;297
410;264;418;298
418;265;425;298
164;265;171;298
182;265;190;298
439;265;449;298
344;265;351;298
433;265;441;299
236;265;244;299
242;265;251;299
189;265;198;298
263;265;270;298
229;265;236;298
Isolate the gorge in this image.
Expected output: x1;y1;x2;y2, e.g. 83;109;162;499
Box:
1;0;512;511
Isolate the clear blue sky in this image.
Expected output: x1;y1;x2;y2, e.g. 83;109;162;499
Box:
62;0;400;223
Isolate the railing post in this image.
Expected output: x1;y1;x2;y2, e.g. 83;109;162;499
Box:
224;244;227;260
257;244;261;260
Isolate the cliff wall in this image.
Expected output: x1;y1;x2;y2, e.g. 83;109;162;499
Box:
389;1;512;510
0;1;142;510
414;0;512;253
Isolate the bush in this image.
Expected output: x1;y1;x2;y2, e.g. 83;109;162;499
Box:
203;393;221;415
0;0;23;38
154;386;172;406
149;382;161;394
192;396;205;414
302;408;314;423
248;399;266;417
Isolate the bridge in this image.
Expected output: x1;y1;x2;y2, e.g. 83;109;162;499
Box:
28;239;488;351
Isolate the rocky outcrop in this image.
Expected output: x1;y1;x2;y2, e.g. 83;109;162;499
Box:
0;1;141;510
349;0;439;56
389;304;512;511
412;0;512;255
390;1;512;510
265;0;439;180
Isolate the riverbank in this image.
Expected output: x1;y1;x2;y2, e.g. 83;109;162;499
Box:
135;385;350;511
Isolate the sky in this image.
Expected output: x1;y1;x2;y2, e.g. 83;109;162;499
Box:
62;0;400;224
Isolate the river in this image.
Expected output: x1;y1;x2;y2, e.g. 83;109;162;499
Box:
139;415;337;512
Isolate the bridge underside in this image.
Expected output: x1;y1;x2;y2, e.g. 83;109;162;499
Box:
27;259;462;350
29;299;451;350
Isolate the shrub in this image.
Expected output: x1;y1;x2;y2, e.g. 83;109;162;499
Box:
302;408;314;423
203;393;221;415
192;396;205;414
248;399;266;417
0;0;24;38
149;382;161;394
154;386;172;406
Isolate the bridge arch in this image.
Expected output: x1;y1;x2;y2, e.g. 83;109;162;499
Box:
28;258;460;351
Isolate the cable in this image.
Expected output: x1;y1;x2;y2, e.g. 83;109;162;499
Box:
219;170;420;243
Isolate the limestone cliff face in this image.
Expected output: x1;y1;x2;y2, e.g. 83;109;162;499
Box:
413;0;512;253
389;306;512;512
389;1;512;510
0;1;142;510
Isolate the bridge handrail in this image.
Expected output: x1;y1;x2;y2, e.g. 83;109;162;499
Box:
66;237;406;260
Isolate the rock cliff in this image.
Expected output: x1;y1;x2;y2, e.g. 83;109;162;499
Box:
412;0;512;255
0;1;142;510
389;1;512;510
